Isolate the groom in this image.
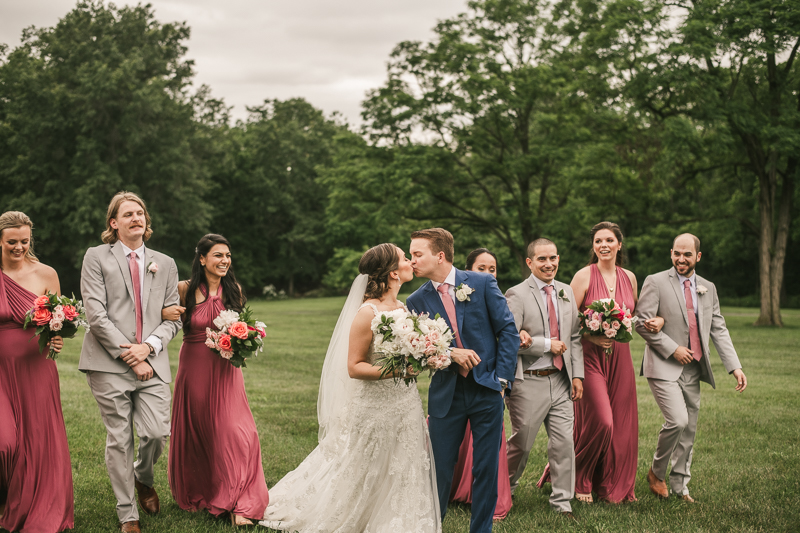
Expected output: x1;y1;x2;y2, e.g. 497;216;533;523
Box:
407;228;518;533
79;192;181;533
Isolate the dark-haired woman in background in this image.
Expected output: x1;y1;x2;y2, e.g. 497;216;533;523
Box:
448;248;513;521
167;234;269;526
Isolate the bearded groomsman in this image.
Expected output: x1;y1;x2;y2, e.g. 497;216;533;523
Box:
79;192;181;533
636;233;747;503
504;238;583;520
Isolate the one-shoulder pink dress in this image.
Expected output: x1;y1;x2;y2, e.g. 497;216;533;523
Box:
572;264;638;502
0;271;74;533
168;284;268;519
538;264;638;502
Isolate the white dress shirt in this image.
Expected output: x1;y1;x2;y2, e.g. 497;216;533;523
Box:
527;276;558;371
120;242;162;356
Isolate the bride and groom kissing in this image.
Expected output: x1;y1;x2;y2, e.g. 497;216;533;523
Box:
261;228;518;533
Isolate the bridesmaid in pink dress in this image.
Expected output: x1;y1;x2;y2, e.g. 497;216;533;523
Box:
541;221;648;504
448;248;513;520
167;234;268;527
0;211;74;533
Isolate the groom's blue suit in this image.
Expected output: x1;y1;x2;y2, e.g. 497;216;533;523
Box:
406;268;518;533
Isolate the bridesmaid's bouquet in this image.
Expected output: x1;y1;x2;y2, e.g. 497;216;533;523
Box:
205;307;267;368
579;298;637;355
372;308;453;385
23;293;88;360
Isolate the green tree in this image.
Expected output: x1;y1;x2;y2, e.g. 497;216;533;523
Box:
0;1;211;291
209;98;347;295
361;0;618;276
562;0;800;325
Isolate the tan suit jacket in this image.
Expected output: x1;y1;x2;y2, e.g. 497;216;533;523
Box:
635;268;741;388
505;275;584;382
78;242;181;382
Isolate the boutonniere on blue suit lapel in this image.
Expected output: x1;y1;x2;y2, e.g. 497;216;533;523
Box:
558;288;570;303
147;261;158;275
455;283;474;302
696;285;708;295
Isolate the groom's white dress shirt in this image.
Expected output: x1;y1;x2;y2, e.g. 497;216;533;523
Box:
120;242;162;355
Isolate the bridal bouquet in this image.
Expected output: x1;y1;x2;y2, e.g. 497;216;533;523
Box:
372;308;453;385
579;298;637;355
205;307;267;368
23;293;88;360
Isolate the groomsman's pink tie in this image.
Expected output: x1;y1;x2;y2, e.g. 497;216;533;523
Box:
683;280;702;361
437;283;468;377
129;251;143;343
543;285;563;371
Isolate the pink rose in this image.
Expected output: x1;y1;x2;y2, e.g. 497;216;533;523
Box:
228;321;249;340
49;318;64;331
33;295;50;310
622;317;632;329
219;350;234;360
602;321;611;330
589;318;602;331
204;337;217;349
604;328;617;339
612;321;621;330
62;305;79;321
217;334;233;352
32;307;52;326
148;262;159;274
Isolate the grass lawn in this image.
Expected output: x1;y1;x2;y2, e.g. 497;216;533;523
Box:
46;300;799;532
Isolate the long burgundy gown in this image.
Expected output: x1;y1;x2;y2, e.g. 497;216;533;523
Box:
168;284;269;519
449;421;512;520
538;264;638;503
0;270;74;533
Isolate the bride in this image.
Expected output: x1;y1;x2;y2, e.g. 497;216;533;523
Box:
260;243;441;532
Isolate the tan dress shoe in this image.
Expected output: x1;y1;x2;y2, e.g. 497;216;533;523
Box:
677;494;696;503
119;520;142;533
135;478;160;515
647;468;668;499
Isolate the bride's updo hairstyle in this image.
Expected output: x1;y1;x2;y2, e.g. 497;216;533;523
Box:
589;221;625;266
359;243;400;300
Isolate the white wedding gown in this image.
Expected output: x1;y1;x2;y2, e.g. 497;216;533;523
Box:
260;302;441;533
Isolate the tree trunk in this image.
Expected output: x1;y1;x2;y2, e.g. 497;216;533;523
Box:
754;168;776;326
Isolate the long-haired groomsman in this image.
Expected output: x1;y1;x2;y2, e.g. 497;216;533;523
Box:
636;233;746;503
79;192;181;533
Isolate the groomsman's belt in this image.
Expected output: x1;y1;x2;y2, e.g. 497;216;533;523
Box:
524;368;560;377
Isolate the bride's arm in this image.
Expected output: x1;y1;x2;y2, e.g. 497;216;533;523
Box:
348;307;417;381
347;307;386;380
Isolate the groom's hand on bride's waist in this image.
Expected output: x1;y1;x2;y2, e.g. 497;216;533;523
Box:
451;348;481;371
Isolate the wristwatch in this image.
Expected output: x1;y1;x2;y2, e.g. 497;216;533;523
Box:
144;342;155;355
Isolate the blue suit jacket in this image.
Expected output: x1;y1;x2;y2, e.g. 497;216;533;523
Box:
406;269;519;418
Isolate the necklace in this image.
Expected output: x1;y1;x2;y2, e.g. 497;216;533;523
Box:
600;269;617;295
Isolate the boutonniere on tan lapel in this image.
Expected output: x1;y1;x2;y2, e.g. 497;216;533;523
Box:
147;262;158;275
697;285;708;295
455;283;474;302
558;288;570;303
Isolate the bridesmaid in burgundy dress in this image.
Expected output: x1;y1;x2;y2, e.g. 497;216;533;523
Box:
563;222;646;503
167;234;268;526
0;211;73;533
448;248;513;520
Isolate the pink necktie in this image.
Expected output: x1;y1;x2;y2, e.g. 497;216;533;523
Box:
129;251;143;343
438;283;467;377
543;285;563;370
683;280;702;361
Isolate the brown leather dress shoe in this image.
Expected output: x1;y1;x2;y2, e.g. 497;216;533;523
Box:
647;467;668;499
119;520;141;533
135;478;160;515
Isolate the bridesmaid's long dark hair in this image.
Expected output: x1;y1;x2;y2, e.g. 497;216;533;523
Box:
588;221;625;266
183;234;245;333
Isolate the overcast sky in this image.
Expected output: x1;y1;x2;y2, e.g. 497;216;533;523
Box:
0;0;467;125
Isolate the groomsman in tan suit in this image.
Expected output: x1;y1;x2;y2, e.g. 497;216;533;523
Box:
504;239;583;519
79;192;181;533
636;233;747;503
